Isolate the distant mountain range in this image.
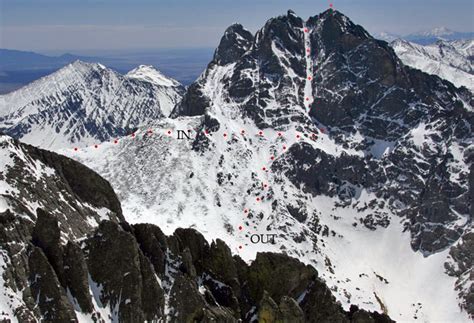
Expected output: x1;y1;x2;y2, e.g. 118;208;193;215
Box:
0;49;102;71
376;27;474;44
0;48;213;93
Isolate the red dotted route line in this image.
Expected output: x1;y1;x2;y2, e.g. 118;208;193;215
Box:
71;128;327;152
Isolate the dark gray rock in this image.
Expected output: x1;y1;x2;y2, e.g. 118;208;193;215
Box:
28;247;77;322
63;241;94;314
85;221;165;322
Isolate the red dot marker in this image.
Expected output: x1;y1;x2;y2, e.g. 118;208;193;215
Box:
283;145;287;150
114;139;118;144
262;167;267;171
241;130;245;134
256;197;261;202
244;209;248;214
304;28;308;33
131;133;135;138
94;144;98;149
308;76;312;81
148;129;153;134
263;183;268;188
306;48;310;53
259;131;263;136
239;225;243;230
270;156;275;161
167;130;171;135
223;133;227;137
239;246;242;249
330;3;333;8
204;130;209;135
306;97;310;101
278;132;282;137
296;134;300;139
74;147;78;151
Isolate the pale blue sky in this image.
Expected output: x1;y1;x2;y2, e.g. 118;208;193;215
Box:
1;0;473;51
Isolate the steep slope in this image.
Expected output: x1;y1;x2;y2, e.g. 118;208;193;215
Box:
0;61;184;150
0;135;124;321
391;38;473;92
0;135;390;322
66;9;473;321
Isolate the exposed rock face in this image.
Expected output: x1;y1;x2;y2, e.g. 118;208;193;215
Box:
84;221;165;322
214;24;254;66
0;136;123;321
63;241;95;313
172;9;472;258
166;9;474;317
5;210;395;322
28;247;77;322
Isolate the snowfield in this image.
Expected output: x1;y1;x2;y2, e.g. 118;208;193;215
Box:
63;114;470;322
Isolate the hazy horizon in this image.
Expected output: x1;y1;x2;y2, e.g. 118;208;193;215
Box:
1;0;473;52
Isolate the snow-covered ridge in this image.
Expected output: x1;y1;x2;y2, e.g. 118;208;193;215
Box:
377;27;474;45
126;65;181;87
450;39;474;58
391;38;474;92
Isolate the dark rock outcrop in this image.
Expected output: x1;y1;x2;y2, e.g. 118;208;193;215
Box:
24;216;395;321
28;247;77;322
85;221;165;322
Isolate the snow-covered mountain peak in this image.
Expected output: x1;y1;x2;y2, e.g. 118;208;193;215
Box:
0;61;184;150
420;26;454;37
125;64;181;87
0;8;471;320
57;59;109;78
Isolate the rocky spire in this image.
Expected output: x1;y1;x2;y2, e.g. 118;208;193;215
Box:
213;23;254;65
